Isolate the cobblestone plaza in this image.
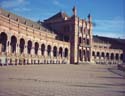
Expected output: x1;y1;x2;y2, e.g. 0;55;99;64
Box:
0;64;125;96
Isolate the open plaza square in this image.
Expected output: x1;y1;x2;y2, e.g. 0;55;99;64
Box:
0;64;125;96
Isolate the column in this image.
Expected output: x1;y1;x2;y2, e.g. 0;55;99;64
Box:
24;44;27;55
7;40;10;54
51;48;53;59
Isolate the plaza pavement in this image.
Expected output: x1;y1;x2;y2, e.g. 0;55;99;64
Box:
0;64;125;96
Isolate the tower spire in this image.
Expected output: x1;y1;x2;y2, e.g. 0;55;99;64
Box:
72;5;77;16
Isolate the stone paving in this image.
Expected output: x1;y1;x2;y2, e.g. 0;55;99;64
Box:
0;64;125;96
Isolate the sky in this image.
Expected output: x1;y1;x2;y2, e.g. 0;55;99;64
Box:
0;0;125;38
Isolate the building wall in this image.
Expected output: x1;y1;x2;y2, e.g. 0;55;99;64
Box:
92;42;123;64
0;8;124;65
43;8;93;64
0;8;70;65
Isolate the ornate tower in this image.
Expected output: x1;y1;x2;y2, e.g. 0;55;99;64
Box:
70;6;79;64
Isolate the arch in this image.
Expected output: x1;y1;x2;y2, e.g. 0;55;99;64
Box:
19;38;25;54
41;44;45;56
106;53;109;59
47;45;51;56
115;53;119;60
53;46;57;57
79;49;82;61
111;53;114;60
34;42;39;55
64;48;68;57
0;32;8;52
59;47;63;57
101;52;105;57
79;37;82;44
83;50;85;56
92;51;95;56
97;52;100;57
120;54;123;60
27;40;32;54
10;35;17;53
86;39;90;45
86;50;90;61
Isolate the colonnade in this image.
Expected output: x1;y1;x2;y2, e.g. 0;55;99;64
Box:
78;49;91;63
92;51;123;64
0;32;69;65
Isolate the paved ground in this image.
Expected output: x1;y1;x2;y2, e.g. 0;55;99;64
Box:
0;64;125;96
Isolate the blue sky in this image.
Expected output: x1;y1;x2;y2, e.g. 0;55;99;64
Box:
0;0;125;38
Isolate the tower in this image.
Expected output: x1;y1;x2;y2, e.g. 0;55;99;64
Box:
70;6;79;64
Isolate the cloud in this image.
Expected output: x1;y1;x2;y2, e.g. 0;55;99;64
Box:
94;31;125;39
0;0;30;12
53;0;64;7
93;17;125;38
13;7;31;12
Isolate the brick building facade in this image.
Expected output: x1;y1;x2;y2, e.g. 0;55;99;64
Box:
0;7;124;65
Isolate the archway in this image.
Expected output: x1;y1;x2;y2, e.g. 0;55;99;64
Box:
106;53;109;59
53;46;57;57
111;53;114;60
47;45;51;56
92;51;95;56
79;37;82;44
116;53;119;60
101;52;104;57
34;42;39;55
97;52;100;57
0;32;7;52
41;44;45;56
59;47;63;57
64;48;68;58
79;49;82;61
19;38;25;54
27;40;32;54
10;36;17;53
120;54;123;60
